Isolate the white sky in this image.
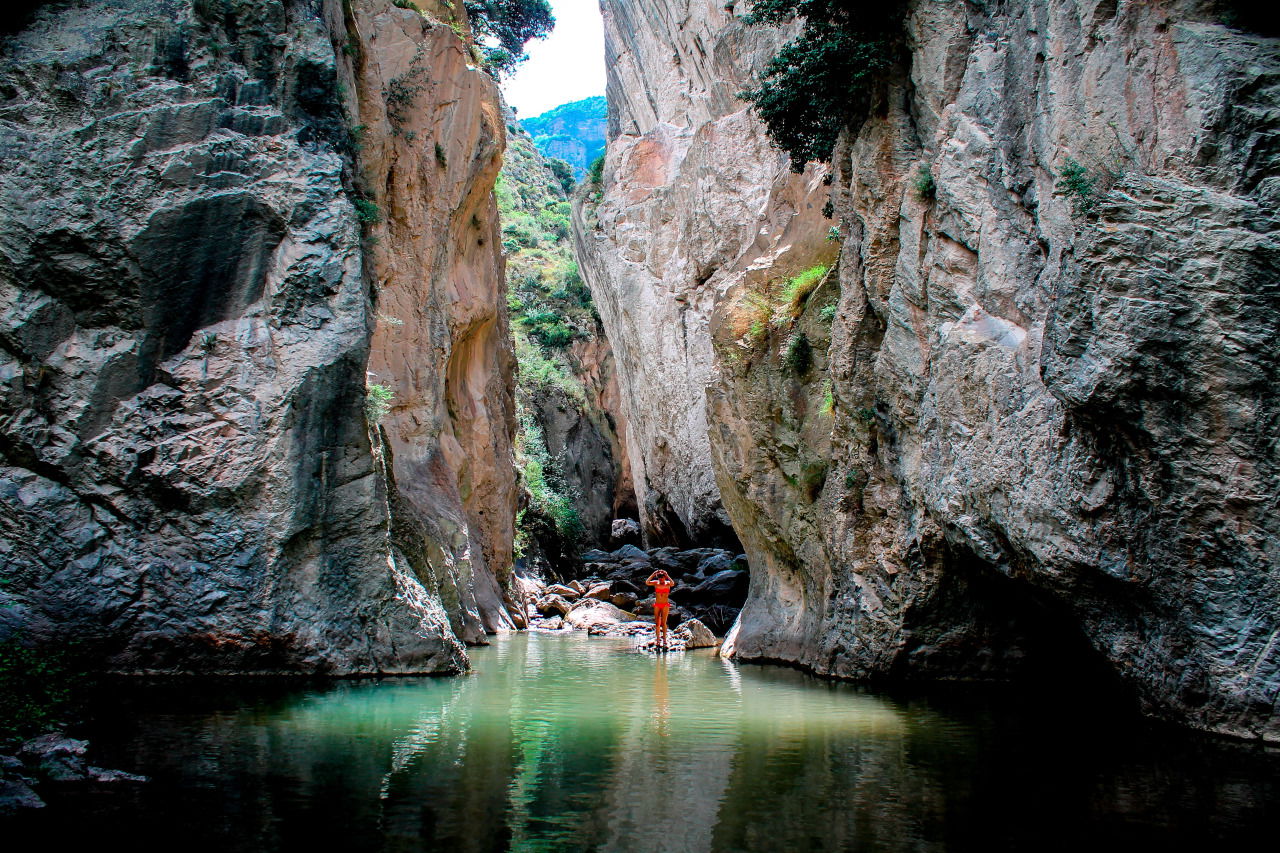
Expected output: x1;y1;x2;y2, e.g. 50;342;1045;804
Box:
500;0;606;118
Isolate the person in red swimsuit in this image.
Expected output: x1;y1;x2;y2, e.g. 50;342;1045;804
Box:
646;570;675;649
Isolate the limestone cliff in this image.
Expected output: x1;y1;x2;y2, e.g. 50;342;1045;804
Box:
573;0;810;547
589;0;1280;739
0;0;517;671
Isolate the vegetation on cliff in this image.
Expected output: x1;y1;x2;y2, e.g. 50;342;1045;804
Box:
499;124;599;564
741;0;906;171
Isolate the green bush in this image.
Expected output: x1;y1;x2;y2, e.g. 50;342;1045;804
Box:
914;162;936;201
741;1;906;171
0;637;82;747
547;158;576;194
353;198;381;224
785;331;813;374
779;263;829;320
366;383;395;423
1057;157;1097;216
588;153;604;187
819;304;837;323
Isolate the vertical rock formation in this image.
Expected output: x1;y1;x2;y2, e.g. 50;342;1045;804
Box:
350;0;517;642
0;0;517;671
573;0;819;547
590;0;1280;739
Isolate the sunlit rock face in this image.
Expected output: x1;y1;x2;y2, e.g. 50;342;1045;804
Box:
593;0;1280;738
572;0;818;547
350;0;517;641
0;0;516;672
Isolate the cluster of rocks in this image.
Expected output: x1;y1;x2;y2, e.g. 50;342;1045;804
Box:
576;545;748;633
0;733;147;815
518;544;747;645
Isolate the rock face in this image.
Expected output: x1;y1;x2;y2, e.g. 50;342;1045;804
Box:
351;0;517;642
0;0;516;672
573;0;810;548
593;0;1280;739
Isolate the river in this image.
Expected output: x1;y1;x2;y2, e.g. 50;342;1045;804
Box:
8;632;1278;850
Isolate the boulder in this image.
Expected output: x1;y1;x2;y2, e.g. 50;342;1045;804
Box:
568;579;586;595
532;615;565;631
611;544;649;562
565;598;639;633
88;767;149;784
0;778;44;815
545;584;580;600
675;619;719;649
20;734;88;784
687;569;748;603
611;591;638;610
585;583;613;601
610;518;642;547
536;594;572;617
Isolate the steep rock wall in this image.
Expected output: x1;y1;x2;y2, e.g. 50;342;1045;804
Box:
709;0;1280;740
351;0;517;641
573;0;817;547
0;0;516;671
591;0;1280;739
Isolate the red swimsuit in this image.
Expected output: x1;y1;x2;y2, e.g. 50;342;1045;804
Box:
654;583;672;611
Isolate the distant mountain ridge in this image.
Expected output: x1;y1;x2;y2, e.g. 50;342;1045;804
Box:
520;95;606;180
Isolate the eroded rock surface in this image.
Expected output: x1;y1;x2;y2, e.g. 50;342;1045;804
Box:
0;0;516;672
573;0;815;548
593;0;1280;739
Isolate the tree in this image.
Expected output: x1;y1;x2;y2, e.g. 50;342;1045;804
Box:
547;158;576;195
465;0;555;77
740;1;905;171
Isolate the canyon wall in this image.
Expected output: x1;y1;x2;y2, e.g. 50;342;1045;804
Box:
590;0;1280;739
573;0;816;547
0;0;517;671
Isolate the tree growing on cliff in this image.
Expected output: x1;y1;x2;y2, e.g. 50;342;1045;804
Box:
741;0;906;171
466;0;555;76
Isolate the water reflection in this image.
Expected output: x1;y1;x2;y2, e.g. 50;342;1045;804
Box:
8;633;1279;851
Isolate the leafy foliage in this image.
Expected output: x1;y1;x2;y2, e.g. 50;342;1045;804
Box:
587;153;604;187
365;383;395;423
0;637;84;747
546;157;576;194
741;0;906;171
1056;157;1097;216
779;264;829;321
515;408;584;553
353;198;381;224
914;162;936;201
465;0;555;77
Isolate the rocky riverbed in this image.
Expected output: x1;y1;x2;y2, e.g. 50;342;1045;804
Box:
517;543;747;648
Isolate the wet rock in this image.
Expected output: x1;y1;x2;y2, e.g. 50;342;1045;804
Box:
545;584;580;601
530;615;566;631
674;619;718;650
565;598;639;633
20;734;88;783
535;594;573;617
0;778;44;814
88;767;148;784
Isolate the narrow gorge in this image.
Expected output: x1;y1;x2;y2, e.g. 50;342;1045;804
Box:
2;0;1280;842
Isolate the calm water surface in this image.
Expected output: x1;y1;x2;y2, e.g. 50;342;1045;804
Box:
9;632;1279;851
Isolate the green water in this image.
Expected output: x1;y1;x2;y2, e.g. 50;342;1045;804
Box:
10;632;1279;851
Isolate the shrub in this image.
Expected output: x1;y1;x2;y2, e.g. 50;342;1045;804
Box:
547;158;576;194
353;198;381;224
366;383;395;422
914;162;936;201
0;637;83;747
1057;157;1097;216
741;1;907;171
779;264;829;321
435;141;448;169
588;153;604;187
785;331;813;374
819;304;837;323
